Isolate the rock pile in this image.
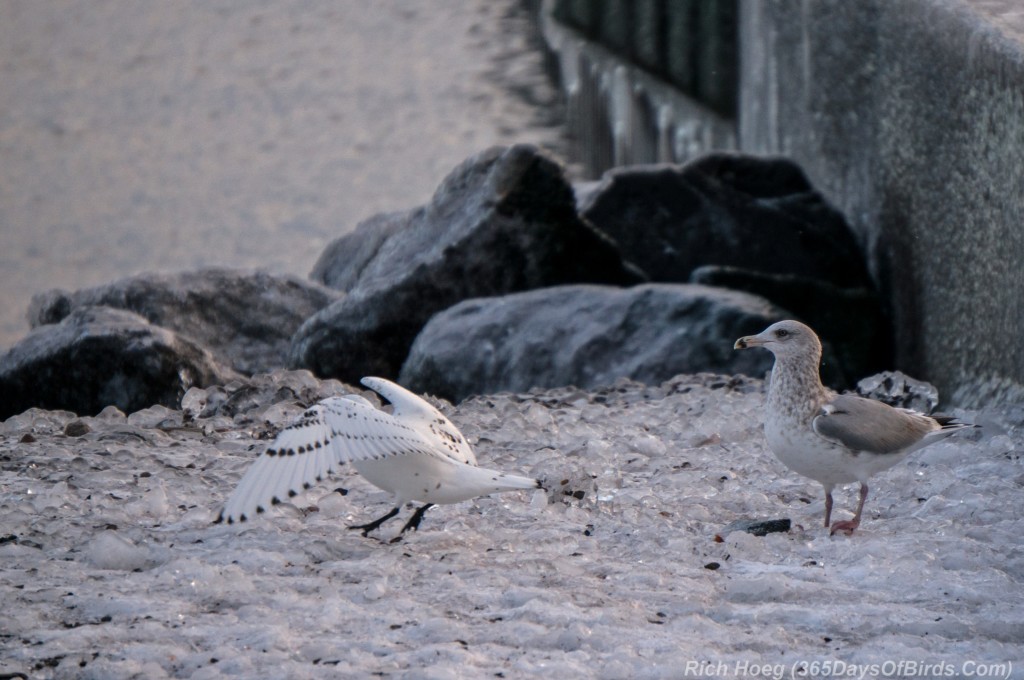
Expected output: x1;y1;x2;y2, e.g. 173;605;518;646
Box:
0;146;887;417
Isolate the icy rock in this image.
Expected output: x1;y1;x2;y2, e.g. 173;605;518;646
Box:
856;370;940;413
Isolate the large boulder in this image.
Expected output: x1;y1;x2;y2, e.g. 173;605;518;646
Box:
0;307;239;418
28;268;341;375
293;144;645;384
579;153;872;288
399;283;790;402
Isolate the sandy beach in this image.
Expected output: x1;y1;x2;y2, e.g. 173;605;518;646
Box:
0;0;565;350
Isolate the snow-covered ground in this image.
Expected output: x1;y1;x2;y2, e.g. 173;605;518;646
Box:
1;371;1021;679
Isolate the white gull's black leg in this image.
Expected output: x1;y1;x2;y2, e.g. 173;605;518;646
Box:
348;506;401;536
398;503;435;536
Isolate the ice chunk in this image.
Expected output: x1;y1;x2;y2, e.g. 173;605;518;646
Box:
127;404;180;428
554;621;592;651
83;531;160;571
259;400;306;428
315;489;351;517
95;404;127;422
360;579;388;603
126;484;170;519
180;387;208;421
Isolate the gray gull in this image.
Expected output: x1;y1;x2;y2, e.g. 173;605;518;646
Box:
217;377;540;538
734;320;973;534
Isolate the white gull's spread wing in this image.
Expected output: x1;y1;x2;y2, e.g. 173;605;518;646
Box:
360;376;477;465
218;393;458;524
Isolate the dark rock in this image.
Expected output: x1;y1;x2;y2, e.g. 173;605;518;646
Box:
579;153;872;288
63;419;91;437
399;283;788;402
715;518;792;541
690;265;890;389
310;211;409;292
0;307;239;419
28;269;341;375
856;370;940;413
294;145;645;383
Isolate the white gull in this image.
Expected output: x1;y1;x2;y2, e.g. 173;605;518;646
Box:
217;377;540;538
734;320;973;534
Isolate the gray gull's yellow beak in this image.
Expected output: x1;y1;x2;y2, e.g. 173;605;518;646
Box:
734;334;764;350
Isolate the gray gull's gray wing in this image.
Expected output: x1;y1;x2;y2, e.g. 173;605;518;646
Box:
811;394;940;455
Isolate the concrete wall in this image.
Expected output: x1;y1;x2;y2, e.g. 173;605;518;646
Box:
552;0;738;117
740;0;1024;401
545;0;737;176
547;0;1024;402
